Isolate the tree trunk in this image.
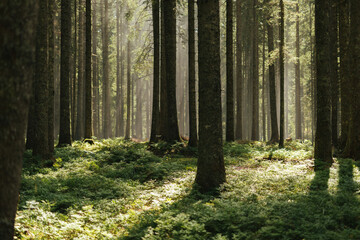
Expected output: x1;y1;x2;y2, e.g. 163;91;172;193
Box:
195;0;226;193
48;0;55;153
115;1;121;137
330;0;338;147
163;0;180;142
125;40;131;140
279;0;285;148
226;0;234;142
84;0;92;139
92;0;99;137
295;1;302;140
235;0;243;140
314;0;332;169
339;0;350;149
150;0;160;143
251;0;259;141
0;1;37;238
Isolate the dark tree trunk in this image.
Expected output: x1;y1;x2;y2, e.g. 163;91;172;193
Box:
279;0;285;148
295;1;302;140
226;0;234;142
125;40;131;140
266;0;279;143
58;0;72;146
235;0;243;140
330;0;338;147
163;0;180;142
195;0;226;193
84;0;92;139
103;0;111;138
75;0;84;140
160;0;167;140
262;24;266;141
344;0;360;160
188;0;198;147
150;0;160;143
115;1;121;137
314;0;332;169
48;0;55;153
92;0;99;137
251;0;259;141
0;1;37;238
71;0;77;139
339;0;350;149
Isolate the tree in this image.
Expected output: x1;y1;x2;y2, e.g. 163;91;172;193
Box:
125;40;131;140
195;0;226;192
330;0;338;147
279;0;285;148
92;0;100;137
188;0;198;147
0;0;38;237
226;0;234;142
344;0;360;160
295;1;302;140
102;0;111;139
266;0;279;143
235;0;243;140
48;0;55;154
163;0;180;142
116;0;121;137
314;0;332;169
84;0;92;139
58;0;72;147
339;0;350;148
251;0;259;141
150;0;160;143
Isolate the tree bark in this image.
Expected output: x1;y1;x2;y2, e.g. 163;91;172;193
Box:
235;0;243;140
188;0;198;147
125;40;131;140
84;0;92;139
92;0;99;137
196;0;226;193
226;0;234;142
0;1;37;238
295;1;302;140
330;0;338;147
279;0;285;148
314;0;332;169
150;0;160;143
251;0;259;141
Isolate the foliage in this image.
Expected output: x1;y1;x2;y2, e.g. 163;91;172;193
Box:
16;140;360;239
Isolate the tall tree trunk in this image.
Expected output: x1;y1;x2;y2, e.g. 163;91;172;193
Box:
295;1;302;140
0;1;37;238
344;0;360;159
58;0;72;146
314;0;332;169
84;0;92;139
75;0;84;140
160;0;167;140
262;24;266;141
266;0;279;143
339;0;350;148
196;0;226;193
125;40;131;140
92;0;99;137
115;1;121;137
71;0;77;139
251;0;259;141
235;0;243;140
226;0;234;141
279;0;285;148
330;0;338;147
188;0;198;146
150;0;160;143
163;0;180;142
48;0;55;153
102;0;111;138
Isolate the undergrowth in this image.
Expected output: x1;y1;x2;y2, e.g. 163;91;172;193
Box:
15;139;360;239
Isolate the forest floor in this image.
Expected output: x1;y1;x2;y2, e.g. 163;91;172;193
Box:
15;139;360;239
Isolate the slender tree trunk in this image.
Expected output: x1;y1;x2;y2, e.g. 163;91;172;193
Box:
235;0;243;140
0;1;37;238
330;0;338;147
295;1;302;140
125;40;131;139
48;0;55;153
279;0;285;148
160;0;167;140
195;0;226;193
115;1;121;137
266;0;279;143
262;24;266;141
344;0;360;160
314;0;332;169
226;0;234;141
92;0;99;137
251;0;259;141
58;0;72;146
102;0;111;138
150;0;160;143
71;0;77;139
163;0;180;142
84;0;92;139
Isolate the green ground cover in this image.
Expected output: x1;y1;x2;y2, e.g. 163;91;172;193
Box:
15;139;360;239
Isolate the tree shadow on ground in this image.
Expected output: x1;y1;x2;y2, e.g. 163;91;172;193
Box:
122;159;360;240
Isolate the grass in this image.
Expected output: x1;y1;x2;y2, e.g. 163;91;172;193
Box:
15;139;360;239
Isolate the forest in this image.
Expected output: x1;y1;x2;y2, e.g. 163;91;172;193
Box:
1;0;360;239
